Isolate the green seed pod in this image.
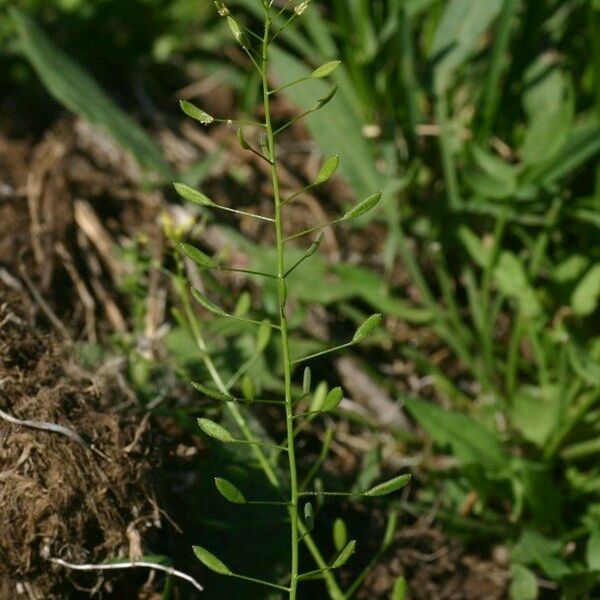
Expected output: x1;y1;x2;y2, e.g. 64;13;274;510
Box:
352;313;382;342
322;386;343;412
180;243;218;269
179;100;214;124
278;278;287;305
313;84;338;110
333;518;347;551
173;183;215;206
215;477;246;504
302;367;312;395
364;474;411;497
304;502;314;531
343;192;382;221
191;381;233;402
191;288;227;317
316;155;340;184
192;545;232;575
197;418;235;443
311;60;341;79
241;374;255;401
332;540;356;568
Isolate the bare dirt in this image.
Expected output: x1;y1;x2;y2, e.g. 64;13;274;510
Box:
0;292;159;598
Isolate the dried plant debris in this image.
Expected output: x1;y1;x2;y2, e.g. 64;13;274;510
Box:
0;292;158;598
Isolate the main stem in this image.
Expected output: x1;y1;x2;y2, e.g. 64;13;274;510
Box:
262;18;300;600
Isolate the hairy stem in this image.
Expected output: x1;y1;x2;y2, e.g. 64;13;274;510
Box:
262;15;300;599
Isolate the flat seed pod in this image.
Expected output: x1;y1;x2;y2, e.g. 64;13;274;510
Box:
343;192;382;221
234;291;251;317
227;16;248;48
364;474;411;497
316;155;340;184
322;386;343;412
352;313;382;342
192;545;232;575
304;502;314;531
237;128;250;150
241;374;255;401
302;367;312;395
191;288;227;317
180;243;218;269
305;232;324;258
332;540;356;569
173;182;215;206
333;518;347;551
312;60;341;79
313;84;338;110
179;100;214;124
197;418;235;443
309;381;328;412
256;320;272;353
215;477;246;504
191;381;233;402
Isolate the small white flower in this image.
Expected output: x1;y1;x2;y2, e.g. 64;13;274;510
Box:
214;1;230;17
294;1;310;15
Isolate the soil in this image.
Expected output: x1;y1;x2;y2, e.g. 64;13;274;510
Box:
0;291;158;598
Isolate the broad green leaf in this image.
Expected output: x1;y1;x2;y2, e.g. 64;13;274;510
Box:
568;343;600;386
352;313;382;342
364;474;411;497
316;155;340;184
463;169;514;200
179;100;215;125
332;518;347;552
512;530;570;580
457;225;492;269
494;252;542;318
10;8;171;179
332;540;356;568
552;255;589;284
192;545;232;575
197;418;235;443
180;243;218;268
174;183;216;206
215;477;246;504
509;564;538;600
430;0;503;92
191;288;228;317
322;387;343;412
511;386;562;447
191;381;233;403
571;264;600;316
343;192;382;220
405;398;507;471
391;576;407;600
312;60;341;78
465;144;518;199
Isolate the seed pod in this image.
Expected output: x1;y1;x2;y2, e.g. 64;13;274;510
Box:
179;100;214;124
215;477;246;504
316;155;339;184
312;60;341;79
180;243;218;268
191;288;228;317
332;540;356;568
343;192;382;221
278;278;287;305
237;128;251;150
197;418;235;443
305;232;324;257
241;374;255;401
352;313;382;342
191;381;233;402
302;367;312;395
256;320;272;353
313;84;338;110
227;16;249;48
193;545;232;575
333;518;347;551
304;502;314;531
322;386;343;412
364;474;411;497
173;183;215;207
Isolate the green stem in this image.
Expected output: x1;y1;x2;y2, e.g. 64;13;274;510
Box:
262;17;300;600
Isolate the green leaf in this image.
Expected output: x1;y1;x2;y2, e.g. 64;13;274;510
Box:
191;288;228;317
191;381;233;403
405;398;507;471
322;387;343;412
304;502;314;531
391;576;407;600
342;192;382;220
332;518;347;552
180;243;218;268
174;183;216;206
311;60;341;78
215;477;246;504
316;155;340;184
457;225;492;269
430;0;503;92
179;100;215;125
509;564;538;600
365;474;411;497
511;386;562;448
197;418;235;443
470;144;517;195
10;8;171;179
571;264;600;316
332;540;356;568
192;545;232;575
568;342;600;386
494;252;542;318
512;529;570;580
352;313;382;342
586;528;600;571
